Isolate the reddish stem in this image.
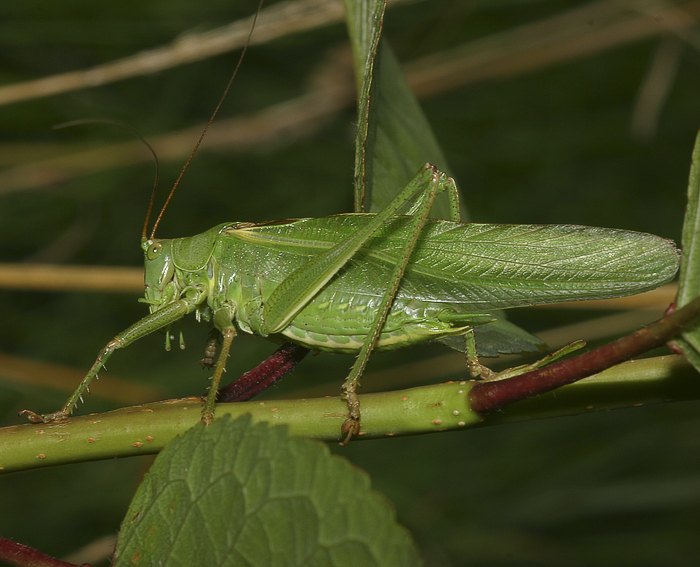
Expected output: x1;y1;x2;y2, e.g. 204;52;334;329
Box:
217;342;309;402
0;537;88;567
470;295;700;414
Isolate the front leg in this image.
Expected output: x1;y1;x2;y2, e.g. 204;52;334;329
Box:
200;307;238;425
201;327;236;425
21;298;196;424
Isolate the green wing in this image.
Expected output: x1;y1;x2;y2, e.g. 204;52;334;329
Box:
236;214;679;311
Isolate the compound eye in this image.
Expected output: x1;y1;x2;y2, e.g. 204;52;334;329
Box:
146;241;162;261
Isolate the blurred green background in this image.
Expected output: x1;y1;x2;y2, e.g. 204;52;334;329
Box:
1;1;699;565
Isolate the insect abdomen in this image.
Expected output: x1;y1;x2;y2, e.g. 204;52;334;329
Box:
281;319;464;353
279;292;487;353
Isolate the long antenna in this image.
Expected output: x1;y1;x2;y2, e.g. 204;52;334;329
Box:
147;0;264;240
53;119;160;242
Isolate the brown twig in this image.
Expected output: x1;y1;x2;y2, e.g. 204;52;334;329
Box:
630;38;683;141
407;0;700;98
0;536;88;567
0;0;350;107
0;83;353;196
469;295;700;413
4;2;700;197
0;263;142;293
0;352;160;402
218;342;310;402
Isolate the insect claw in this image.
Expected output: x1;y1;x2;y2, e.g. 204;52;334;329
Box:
18;409;46;423
340;418;361;446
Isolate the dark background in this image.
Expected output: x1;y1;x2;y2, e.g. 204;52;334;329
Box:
1;1;699;565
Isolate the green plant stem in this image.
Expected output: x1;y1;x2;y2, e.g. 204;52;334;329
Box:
0;381;480;473
2;355;698;473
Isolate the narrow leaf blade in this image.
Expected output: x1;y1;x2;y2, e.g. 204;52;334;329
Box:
673;132;700;371
344;0;385;214
344;1;463;219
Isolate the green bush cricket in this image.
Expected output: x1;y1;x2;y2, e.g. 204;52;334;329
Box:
20;157;679;440
19;8;680;442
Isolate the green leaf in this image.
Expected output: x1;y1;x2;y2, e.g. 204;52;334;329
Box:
114;415;421;567
343;0;464;220
672;132;700;371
